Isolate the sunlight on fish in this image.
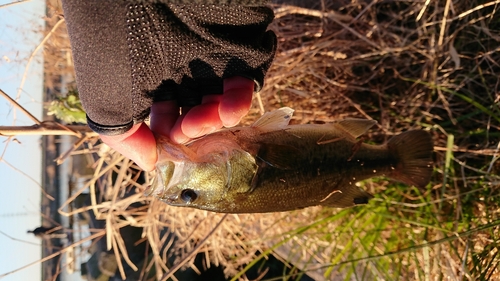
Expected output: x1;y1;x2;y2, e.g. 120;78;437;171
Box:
147;107;434;213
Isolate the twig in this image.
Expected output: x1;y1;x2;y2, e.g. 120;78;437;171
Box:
0;89;41;125
0;230;40;246
0;158;55;201
0;230;105;278
486;141;500;174
274;5;352;22
417;0;432;21
1;88;86;138
457;0;500;19
433;146;500;156
55;134;93;165
160;214;228;281
274;5;380;50
438;0;452;47
0;123;96;136
0;0;30;9
16;19;65;100
255;92;265;115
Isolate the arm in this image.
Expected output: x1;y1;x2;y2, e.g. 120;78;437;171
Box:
61;1;277;170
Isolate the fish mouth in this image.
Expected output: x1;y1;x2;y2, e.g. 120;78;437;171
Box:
144;183;181;205
151;160;192;203
161;193;181;205
161;191;179;204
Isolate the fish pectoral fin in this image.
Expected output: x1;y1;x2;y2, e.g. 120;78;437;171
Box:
256;142;300;170
320;186;373;208
335;119;377;138
248;167;261;193
251;107;294;131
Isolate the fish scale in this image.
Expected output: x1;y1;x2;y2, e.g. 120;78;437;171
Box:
149;107;433;213
226;127;392;212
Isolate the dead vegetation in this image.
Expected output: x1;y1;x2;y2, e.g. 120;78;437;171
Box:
33;0;500;280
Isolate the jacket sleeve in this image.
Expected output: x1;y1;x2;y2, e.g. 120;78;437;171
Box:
61;0;277;136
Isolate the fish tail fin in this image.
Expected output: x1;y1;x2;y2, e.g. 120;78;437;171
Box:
387;130;434;188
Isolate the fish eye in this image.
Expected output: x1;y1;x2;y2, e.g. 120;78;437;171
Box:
180;189;198;203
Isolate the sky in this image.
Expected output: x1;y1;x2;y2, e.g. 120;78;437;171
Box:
0;0;45;280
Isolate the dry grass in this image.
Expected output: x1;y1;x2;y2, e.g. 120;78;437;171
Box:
34;0;500;280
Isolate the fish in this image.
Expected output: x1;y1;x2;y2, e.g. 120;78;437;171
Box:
147;107;434;213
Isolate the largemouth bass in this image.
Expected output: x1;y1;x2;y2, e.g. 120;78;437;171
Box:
148;107;433;213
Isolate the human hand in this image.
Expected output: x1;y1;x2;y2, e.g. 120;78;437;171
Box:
99;76;254;171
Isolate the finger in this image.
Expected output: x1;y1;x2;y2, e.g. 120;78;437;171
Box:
220;76;254;127
150;100;180;137
169;114;190;144
180;100;223;139
100;123;157;171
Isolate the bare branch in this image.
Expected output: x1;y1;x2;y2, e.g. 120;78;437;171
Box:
0;89;41;125
0;158;55;201
15;19;65;101
0;123;96;136
0;0;30;9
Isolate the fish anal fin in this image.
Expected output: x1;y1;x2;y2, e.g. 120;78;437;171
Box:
387;130;434;188
252;107;294;131
335;119;377;138
256;142;300;170
320;186;373;208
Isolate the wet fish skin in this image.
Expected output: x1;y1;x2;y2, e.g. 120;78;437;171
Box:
150;107;434;213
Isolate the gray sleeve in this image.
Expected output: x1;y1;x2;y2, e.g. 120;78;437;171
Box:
62;1;277;135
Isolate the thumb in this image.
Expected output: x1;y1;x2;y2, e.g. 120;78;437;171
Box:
100;123;157;171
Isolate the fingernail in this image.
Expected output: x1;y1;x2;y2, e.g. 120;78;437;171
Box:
173;134;190;144
223;117;240;127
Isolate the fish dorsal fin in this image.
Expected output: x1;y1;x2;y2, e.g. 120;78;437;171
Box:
252;107;294;131
335;119;377;138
